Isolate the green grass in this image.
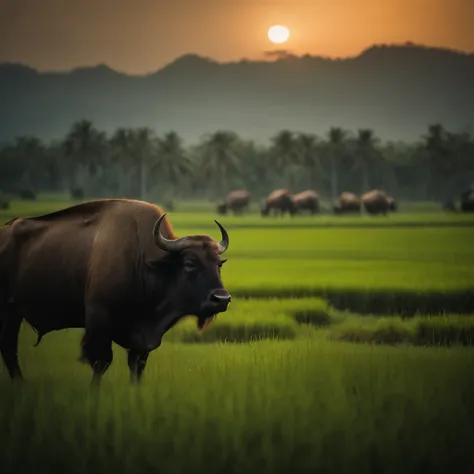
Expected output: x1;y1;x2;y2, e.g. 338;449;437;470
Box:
165;297;331;343
204;225;474;314
1;328;474;474
331;314;474;346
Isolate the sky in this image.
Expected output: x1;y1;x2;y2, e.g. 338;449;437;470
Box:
0;0;473;74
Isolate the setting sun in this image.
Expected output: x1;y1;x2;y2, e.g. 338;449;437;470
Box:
267;25;290;44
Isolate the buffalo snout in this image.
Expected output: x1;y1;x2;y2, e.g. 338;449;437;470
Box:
207;288;232;312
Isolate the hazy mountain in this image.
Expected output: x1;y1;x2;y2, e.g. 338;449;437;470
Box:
1;43;473;144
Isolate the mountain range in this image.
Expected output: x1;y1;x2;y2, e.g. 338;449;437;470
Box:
1;42;473;144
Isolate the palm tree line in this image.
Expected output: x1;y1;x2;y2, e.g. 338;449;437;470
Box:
0;120;473;204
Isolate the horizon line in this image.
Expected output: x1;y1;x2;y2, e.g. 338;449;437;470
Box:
1;40;473;77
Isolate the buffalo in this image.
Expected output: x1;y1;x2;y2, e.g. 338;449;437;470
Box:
70;187;85;200
460;189;474;213
333;192;361;215
0;198;9;210
361;189;393;215
0;199;232;385
261;189;295;217
292;190;320;215
18;189;36;201
443;200;457;212
217;190;251;216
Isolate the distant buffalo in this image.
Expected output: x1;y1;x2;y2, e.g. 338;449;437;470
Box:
217;190;251;216
70;187;84;200
18;189;36;201
361;189;393;215
443;200;457;212
333;192;361;215
460;189;474;213
261;189;295;217
292;190;319;215
0;198;9;210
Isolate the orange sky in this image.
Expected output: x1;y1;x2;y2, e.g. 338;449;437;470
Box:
0;0;472;74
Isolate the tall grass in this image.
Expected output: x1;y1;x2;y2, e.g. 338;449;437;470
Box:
165;297;331;343
331;314;474;346
1;337;474;474
1;198;474;473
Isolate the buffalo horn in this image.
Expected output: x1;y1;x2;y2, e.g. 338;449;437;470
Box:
153;214;230;255
153;214;191;252
214;220;229;255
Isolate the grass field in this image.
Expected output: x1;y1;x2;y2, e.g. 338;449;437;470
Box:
1;196;474;473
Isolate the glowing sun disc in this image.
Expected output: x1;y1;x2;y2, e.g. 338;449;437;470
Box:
268;25;290;44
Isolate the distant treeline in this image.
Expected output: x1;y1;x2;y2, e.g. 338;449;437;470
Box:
0;120;473;205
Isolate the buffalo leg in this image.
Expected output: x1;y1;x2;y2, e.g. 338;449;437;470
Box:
80;306;113;387
0;308;23;380
127;349;150;384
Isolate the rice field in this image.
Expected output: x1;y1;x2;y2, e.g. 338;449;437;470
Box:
1;197;474;474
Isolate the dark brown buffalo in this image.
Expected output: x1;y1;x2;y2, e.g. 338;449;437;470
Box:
217;190;251;216
0;198;9;210
443;200;457;212
18;189;36;200
292;190;320;215
333;192;361;215
361;189;392;215
460;189;474;213
0;199;232;385
261;189;295;217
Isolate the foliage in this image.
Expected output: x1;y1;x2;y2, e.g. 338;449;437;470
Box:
1;121;473;204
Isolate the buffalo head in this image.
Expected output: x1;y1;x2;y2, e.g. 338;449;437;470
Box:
152;214;231;329
216;202;227;215
388;197;397;212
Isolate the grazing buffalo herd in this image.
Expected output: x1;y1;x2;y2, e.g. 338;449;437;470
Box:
0;199;232;385
217;188;399;217
217;187;474;217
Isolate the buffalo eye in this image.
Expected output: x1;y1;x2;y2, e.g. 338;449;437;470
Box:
184;259;198;273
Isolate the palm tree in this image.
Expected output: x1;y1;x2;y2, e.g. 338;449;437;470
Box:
235;139;269;199
269;130;299;187
128;127;156;201
443;131;474;198
327;127;347;201
198;131;241;198
62;119;106;196
421;123;449;200
152;131;194;198
352;129;379;193
295;133;325;191
13;136;46;192
110;127;134;197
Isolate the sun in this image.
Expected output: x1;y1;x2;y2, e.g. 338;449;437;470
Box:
268;25;290;44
